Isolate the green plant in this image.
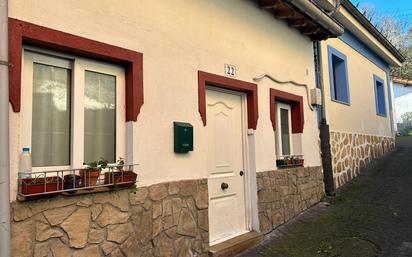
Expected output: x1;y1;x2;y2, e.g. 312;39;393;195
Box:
28;175;58;185
86;161;98;169
98;157;108;169
408;130;412;136
86;157;109;170
116;157;125;172
130;184;137;194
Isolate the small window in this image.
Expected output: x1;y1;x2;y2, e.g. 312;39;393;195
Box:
276;102;293;156
374;75;386;116
328;46;350;104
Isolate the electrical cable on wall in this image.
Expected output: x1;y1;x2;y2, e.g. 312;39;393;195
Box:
252;74;315;111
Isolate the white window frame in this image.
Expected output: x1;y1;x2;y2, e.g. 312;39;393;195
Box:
276;102;293;157
21;48;126;172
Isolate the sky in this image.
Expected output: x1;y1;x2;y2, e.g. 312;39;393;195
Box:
350;0;412;18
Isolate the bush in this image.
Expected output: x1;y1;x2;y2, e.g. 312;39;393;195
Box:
408;130;412;136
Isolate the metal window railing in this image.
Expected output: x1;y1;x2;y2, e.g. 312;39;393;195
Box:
276;155;304;168
17;164;138;200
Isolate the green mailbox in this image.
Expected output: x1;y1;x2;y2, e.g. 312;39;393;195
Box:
174;122;193;153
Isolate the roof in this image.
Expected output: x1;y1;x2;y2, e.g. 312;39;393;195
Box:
340;0;405;63
393;78;412;87
257;0;344;40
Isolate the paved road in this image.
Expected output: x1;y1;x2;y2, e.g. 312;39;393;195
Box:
238;136;412;257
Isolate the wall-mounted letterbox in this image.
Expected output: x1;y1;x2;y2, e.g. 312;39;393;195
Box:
174;122;193;153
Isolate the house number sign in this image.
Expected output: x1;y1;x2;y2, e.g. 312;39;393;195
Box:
224;64;236;78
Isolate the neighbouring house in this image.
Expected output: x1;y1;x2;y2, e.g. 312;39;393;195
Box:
392;78;412;135
314;0;404;189
5;0;402;257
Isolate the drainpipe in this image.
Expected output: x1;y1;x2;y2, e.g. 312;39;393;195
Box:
0;0;11;256
314;41;335;196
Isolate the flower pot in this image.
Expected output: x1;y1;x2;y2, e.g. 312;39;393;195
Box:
79;169;101;187
276;159;286;167
21;176;62;197
104;171;137;188
63;174;82;194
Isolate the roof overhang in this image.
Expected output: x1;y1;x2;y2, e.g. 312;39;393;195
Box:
393;78;412;87
335;0;405;67
257;0;344;41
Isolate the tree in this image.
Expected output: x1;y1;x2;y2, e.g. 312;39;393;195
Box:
359;4;412;80
400;112;412;135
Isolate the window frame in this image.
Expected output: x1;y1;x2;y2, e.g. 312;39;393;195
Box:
276;102;293;157
327;46;350;105
373;75;387;117
21;47;126;171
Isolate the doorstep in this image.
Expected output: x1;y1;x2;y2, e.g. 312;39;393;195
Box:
208;231;264;257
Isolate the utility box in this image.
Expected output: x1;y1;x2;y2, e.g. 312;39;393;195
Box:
174;122;193;153
310;88;322;106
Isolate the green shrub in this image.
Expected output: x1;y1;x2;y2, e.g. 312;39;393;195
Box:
408;130;412;136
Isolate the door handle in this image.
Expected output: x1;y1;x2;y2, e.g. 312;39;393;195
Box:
221;182;229;190
240;171;244;176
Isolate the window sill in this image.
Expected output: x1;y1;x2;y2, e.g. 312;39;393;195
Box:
376;113;387;118
331;99;351;106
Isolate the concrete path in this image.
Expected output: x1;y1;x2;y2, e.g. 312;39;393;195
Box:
238;136;412;257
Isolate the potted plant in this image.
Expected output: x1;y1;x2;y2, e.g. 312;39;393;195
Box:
80;158;108;187
63;174;82;194
104;158;137;187
21;175;62;197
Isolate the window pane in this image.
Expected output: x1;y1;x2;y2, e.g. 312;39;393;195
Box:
376;81;386;115
332;55;349;103
280;108;290;155
32;63;71;167
84;71;116;163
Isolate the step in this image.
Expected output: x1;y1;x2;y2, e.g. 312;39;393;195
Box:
208;231;264;257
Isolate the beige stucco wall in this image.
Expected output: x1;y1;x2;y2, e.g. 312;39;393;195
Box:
320;38;392;137
9;0;321;199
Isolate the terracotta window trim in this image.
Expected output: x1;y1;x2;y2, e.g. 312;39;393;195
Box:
270;88;304;133
198;71;258;129
8;18;143;122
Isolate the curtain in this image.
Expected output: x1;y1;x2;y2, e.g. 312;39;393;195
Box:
32;63;71;167
84;71;116;164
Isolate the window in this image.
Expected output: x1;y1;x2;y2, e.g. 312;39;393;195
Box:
328;46;350;104
32;62;71;167
374;75;386;116
276;102;293;156
22;49;126;170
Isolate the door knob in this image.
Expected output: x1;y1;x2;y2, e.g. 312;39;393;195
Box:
240;171;244;176
221;182;229;190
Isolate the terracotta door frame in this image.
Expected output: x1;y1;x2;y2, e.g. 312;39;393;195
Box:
198;71;258;129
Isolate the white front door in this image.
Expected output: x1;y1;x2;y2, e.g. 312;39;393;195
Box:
206;88;248;245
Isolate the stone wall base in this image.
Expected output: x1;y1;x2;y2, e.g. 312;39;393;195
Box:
330;131;395;188
11;179;209;257
257;166;324;234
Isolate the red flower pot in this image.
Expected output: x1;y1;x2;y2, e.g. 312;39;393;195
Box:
104;171;137;188
79;169;101;187
21;176;62;197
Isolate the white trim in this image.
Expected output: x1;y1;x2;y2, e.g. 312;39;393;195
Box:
276;102;293;156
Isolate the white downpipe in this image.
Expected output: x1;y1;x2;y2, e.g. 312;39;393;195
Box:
0;0;11;256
